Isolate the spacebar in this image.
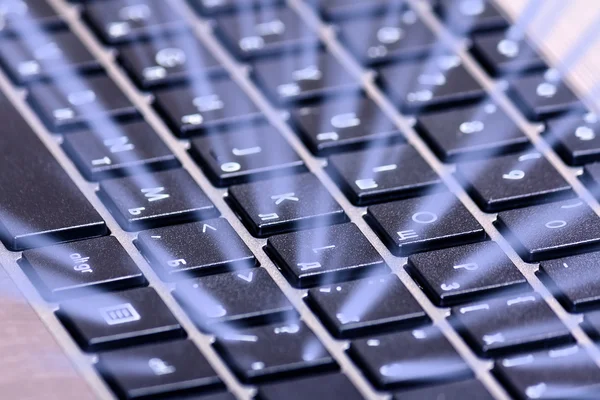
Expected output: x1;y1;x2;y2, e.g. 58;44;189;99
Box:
0;94;107;250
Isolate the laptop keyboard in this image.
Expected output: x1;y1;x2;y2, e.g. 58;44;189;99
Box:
1;0;600;399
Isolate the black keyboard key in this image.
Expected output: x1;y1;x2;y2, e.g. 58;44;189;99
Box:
583;163;600;198
0;30;101;85
547;113;600;166
307;275;427;338
471;32;546;77
338;10;437;65
84;0;187;44
215;7;318;61
57;287;184;351
509;71;585;121
366;192;486;256
456;151;573;212
436;0;508;34
175;268;296;331
62;121;179;181
495;345;600;400
214;321;337;383
327;144;442;205
393;379;494;400
452;294;571;357
189;124;305;187
416;101;530;162
98;340;223;399
266;223;387;288
252;49;360;105
0;0;65;35
227;172;347;237
189;0;283;16
28;74;138;132
154;78;263;137
309;0;404;21
290;95;404;156
257;373;364;400
137;219;256;280
0;94;107;250
407;242;528;306
538;252;600;312
118;34;225;90
21;236;145;301
349;326;472;389
99;169;218;231
496;199;600;262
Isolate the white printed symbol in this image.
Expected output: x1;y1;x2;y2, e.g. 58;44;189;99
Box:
336;313;360;324
483;332;505;345
148;358;176;375
397;230;419;241
536;82;557;98
412;329;427;339
155;47;186;68
298;262;322;271
207;304;227;318
70;253;92;274
99;303;141;325
355;179;378;190
441;282;460;291
141;187;170;202
233;147;262;156
237;271;254;283
221;162;241;172
193;95;224;112
271;192;299;205
331;113;360;129
274;324;300;334
459;121;484;134
497;39;519;58
453;263;478;271
545;220;567;229
377;26;403;44
412;212;438;224
251;361;265;370
119;4;151;21
292;65;322;81
575;126;595;141
525;383;547;399
202;223;217;233
256;19;285;36
503;170;525;180
68;90;96;106
33;42;62;60
418;73;446;86
379;363;404;377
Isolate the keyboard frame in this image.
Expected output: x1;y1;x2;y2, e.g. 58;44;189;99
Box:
0;0;598;399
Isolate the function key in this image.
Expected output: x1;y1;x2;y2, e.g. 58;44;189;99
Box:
393;380;494;400
97;340;223;399
338;9;437;65
309;0;405;21
407;241;528;306
189;124;305;187
0;0;65;35
0;30;101;85
188;0;283;16
84;0;187;44
546;112;600;166
290;95;404;156
266;223;387;288
215;7;318;61
118;34;225;90
327;144;442;205
378;54;485;112
366;192;486;256
57;287;184;351
436;0;508;34
227;172;347;237
252;49;360;106
62;121;179;181
154;77;263;137
257;373;364;400
306;275;428;338
99;168;218;231
416;102;530;162
21;236;145;301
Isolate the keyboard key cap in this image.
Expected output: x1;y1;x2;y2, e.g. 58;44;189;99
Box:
452;294;571;357
327;144;442;205
99;169;218;231
227;172;347;237
84;0;187;44
407;242;528;306
547;112;600;166
0;30;101;85
137;219;256;280
0;94;107;250
307;275;428;338
215;8;318;61
257;373;364;400
496;199;600;262
456;151;573;212
436;0;508;34
393;379;494;400
98;340;223;399
290;95;404;156
252;49;360;105
62;121;179;181
0;0;65;35
189;124;305;187
57;287;184;351
309;0;404;21
188;0;283;16
471;33;546;77
214;321;337;383
349;326;472;389
366;192;486;256
175;268;296;332
154;78;263;137
509;71;585;121
582;163;600;198
416;102;530;162
266;223;387;288
538;252;600;312
495;346;600;400
28;74;139;132
21;236;145;301
118;34;225;90
338;10;437;65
